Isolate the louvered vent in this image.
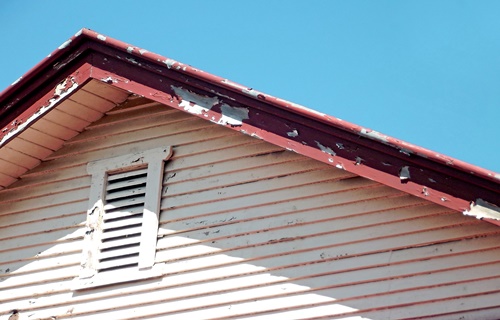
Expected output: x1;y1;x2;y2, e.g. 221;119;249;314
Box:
97;167;148;273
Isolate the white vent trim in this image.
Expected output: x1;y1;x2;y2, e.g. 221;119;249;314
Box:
74;146;172;290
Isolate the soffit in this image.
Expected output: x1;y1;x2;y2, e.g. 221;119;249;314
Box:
0;80;129;189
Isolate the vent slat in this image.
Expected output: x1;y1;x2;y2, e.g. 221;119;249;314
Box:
99;234;142;250
106;175;147;192
103;216;143;230
107;168;148;181
106;187;146;201
97;255;139;271
103;206;144;220
98;245;141;260
104;196;145;210
101;226;143;240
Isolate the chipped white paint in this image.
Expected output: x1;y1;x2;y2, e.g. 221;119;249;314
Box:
163;59;176;69
336;143;344;150
139;49;148;55
58;39;72;50
126;46;134;53
126;57;140;65
287;130;299;137
218;104;249;126
288;101;326;117
220;79;252;93
399;166;411;182
399;148;412;156
74;29;83;37
97;34;107;41
360;128;388;143
250;132;262;139
464;199;500;220
428;178;437;183
210;90;236;101
0;77;79;147
171;85;219;115
315;141;336;156
11;76;22;86
242;88;261;99
335;163;344;170
101;77;118;84
422;187;429;196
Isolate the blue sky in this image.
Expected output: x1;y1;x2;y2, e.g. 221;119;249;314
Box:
1;1;499;172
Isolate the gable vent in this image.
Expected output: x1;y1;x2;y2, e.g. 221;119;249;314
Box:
97;167;148;273
77;146;172;289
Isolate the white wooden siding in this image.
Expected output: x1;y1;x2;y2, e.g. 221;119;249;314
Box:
0;92;499;320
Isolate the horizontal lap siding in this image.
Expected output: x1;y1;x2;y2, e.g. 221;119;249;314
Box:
0;97;499;320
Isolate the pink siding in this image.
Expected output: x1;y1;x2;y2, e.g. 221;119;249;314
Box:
0;96;499;320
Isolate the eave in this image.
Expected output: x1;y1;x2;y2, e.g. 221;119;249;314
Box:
1;28;499;225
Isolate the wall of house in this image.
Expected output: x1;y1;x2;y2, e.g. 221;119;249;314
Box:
1;95;500;320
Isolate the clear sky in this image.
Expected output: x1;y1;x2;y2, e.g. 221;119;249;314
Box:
1;1;499;172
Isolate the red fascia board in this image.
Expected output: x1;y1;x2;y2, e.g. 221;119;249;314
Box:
88;64;499;216
0;28;499;214
78;28;500;186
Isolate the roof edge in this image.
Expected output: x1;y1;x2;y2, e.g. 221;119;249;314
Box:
0;29;498;216
1;28;498;185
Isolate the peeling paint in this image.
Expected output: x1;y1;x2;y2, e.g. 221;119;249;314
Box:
381;162;392;166
355;157;363;166
242;88;259;98
163;59;176;69
139;49;148;55
74;29;83;37
11;76;22;86
360;128;388;143
210;90;236;101
336;143;345;150
101;77;117;84
464;199;500;220
428;178;437;183
126;46;134;53
399;148;413;156
287;130;299;137
399;166;411;183
422;187;429;196
1;76;79;146
171;85;219;115
218;104;249;126
289;102;326;117
221;79;247;91
441;197;448;202
335;163;344;170
242;88;266;100
315;141;336;156
97;34;107;41
58;39;72;50
126;57;140;65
